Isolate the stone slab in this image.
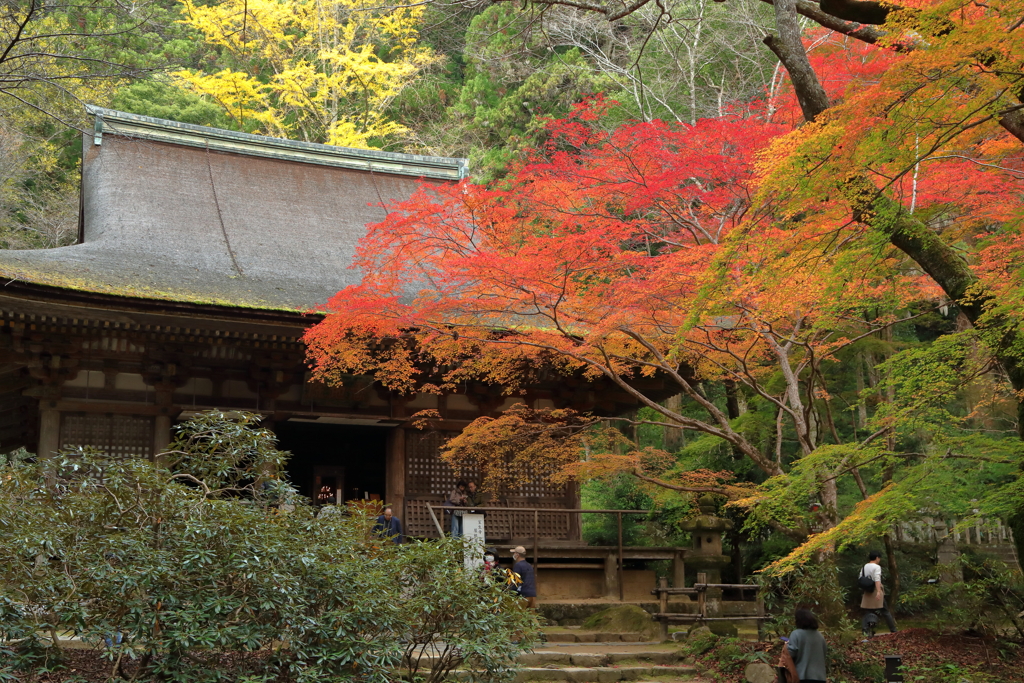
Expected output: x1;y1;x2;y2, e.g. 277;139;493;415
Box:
744;661;775;683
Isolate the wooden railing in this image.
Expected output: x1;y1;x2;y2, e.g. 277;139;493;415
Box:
649;572;769;640
426;504;654;600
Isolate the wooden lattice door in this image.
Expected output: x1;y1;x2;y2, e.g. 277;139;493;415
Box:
60;413;154;459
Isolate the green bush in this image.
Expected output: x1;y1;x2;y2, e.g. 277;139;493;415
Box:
683;626;719;656
900;555;1024;639
0;411;539;682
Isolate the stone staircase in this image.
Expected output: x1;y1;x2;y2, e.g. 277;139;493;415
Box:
513;640;697;682
423;631;699;682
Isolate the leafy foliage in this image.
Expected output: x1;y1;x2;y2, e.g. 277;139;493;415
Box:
175;0;437;147
0;411;538;683
306;0;1024;572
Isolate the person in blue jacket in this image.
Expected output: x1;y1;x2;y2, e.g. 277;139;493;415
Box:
784;608;828;683
373;506;403;544
510;545;537;607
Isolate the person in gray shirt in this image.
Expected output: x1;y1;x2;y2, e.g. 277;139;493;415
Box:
787;608;828;683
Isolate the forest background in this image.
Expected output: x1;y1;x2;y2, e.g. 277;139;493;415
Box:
3;0;1024;633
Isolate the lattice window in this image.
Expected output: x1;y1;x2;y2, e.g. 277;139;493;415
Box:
403;429;575;540
406;430;471;496
60;413;154;459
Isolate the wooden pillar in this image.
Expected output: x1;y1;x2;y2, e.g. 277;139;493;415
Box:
673;552;686;588
152;373;180;466
617;511;624;601
386;427;406;518
153;414;172;466
566;481;581;541
38;406;61;459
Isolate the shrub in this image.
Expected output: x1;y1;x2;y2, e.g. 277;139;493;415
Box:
900;555;1024;639
0;411;539;682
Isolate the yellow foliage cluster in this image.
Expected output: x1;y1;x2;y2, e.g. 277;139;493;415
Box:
175;0;436;148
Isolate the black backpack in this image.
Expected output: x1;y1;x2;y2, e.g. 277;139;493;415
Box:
858;567;876;592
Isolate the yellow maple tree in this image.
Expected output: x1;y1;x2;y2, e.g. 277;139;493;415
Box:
175;0;436;148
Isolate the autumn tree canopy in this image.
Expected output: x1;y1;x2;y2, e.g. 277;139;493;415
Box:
306;0;1024;569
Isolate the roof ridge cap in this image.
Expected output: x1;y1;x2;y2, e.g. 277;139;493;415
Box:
86;105;469;180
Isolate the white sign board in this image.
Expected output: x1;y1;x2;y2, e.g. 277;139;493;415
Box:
463;513;486;570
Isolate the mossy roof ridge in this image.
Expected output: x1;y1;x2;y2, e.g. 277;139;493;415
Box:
0;254;311;312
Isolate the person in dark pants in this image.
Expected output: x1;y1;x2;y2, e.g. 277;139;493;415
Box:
860;550;897;637
446;481;468;537
782;608;828;683
510;545;536;608
373;506;403;544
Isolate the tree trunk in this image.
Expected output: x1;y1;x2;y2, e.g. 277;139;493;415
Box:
663;394;685;452
883;532;901;606
844;176;1024;437
724;381;746;459
766;22;1024;438
762;0;830;121
855;353;869;430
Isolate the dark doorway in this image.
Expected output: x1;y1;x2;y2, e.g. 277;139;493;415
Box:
274;422;388;504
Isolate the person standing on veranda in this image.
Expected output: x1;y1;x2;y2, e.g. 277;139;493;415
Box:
446;480;469;537
465;480;485;512
861;550;898;636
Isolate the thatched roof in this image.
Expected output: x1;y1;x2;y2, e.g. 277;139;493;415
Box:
0;107;467;312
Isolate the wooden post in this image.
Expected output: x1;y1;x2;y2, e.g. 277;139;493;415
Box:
533;508;539;581
658;576;669;642
153;414;171;465
617;511;624;602
38;407;61;460
386;427;406;520
696;572;707;622
426;504;445;537
672;552;686;589
756;593;766;641
663;394;684;452
38;406;61;487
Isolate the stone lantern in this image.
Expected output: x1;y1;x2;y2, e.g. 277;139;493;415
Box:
679;494;733;584
679;494;735;635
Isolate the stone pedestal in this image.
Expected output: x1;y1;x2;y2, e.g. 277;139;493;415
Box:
934;521;963;583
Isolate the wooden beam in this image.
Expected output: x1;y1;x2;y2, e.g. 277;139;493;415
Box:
55;400;163;416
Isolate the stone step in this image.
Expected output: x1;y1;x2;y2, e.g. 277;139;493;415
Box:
513;665;697;682
412;651;679;670
544;632;652;643
518;650;683;667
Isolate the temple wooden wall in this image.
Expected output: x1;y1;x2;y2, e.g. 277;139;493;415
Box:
0;290;624;544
